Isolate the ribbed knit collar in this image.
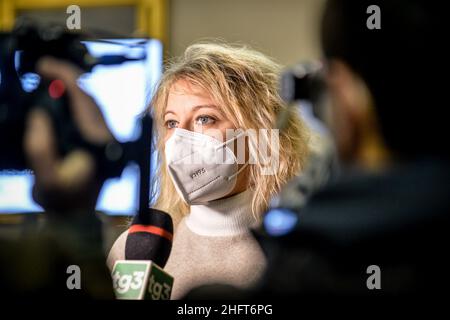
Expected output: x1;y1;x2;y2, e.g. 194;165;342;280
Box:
185;189;258;237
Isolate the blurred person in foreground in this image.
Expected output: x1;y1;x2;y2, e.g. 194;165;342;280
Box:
187;0;449;298
0;59;116;300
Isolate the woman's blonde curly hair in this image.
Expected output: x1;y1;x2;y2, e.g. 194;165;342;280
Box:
149;42;310;226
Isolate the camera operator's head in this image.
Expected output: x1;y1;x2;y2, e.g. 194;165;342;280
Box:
321;0;446;167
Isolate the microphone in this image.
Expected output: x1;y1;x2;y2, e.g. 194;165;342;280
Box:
125;208;173;267
112;208;175;300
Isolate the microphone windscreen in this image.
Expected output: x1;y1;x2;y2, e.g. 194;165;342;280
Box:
125;208;173;268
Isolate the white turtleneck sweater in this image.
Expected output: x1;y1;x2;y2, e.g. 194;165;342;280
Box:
106;190;267;299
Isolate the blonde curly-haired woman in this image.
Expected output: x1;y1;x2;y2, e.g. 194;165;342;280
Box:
107;42;310;299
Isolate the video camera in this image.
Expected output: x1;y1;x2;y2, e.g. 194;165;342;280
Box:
0;19;153;215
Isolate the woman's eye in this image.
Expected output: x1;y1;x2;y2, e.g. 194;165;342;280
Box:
195;115;216;126
165;120;178;129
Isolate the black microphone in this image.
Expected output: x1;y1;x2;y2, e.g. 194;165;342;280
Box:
125;208;173;267
112;208;174;300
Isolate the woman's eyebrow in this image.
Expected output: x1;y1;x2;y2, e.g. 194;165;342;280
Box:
164;105;220;117
164;110;176;117
191;104;220;112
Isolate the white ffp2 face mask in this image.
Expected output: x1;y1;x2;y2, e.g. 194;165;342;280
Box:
165;128;247;205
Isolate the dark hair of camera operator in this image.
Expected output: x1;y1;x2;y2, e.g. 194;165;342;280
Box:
186;0;450;298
